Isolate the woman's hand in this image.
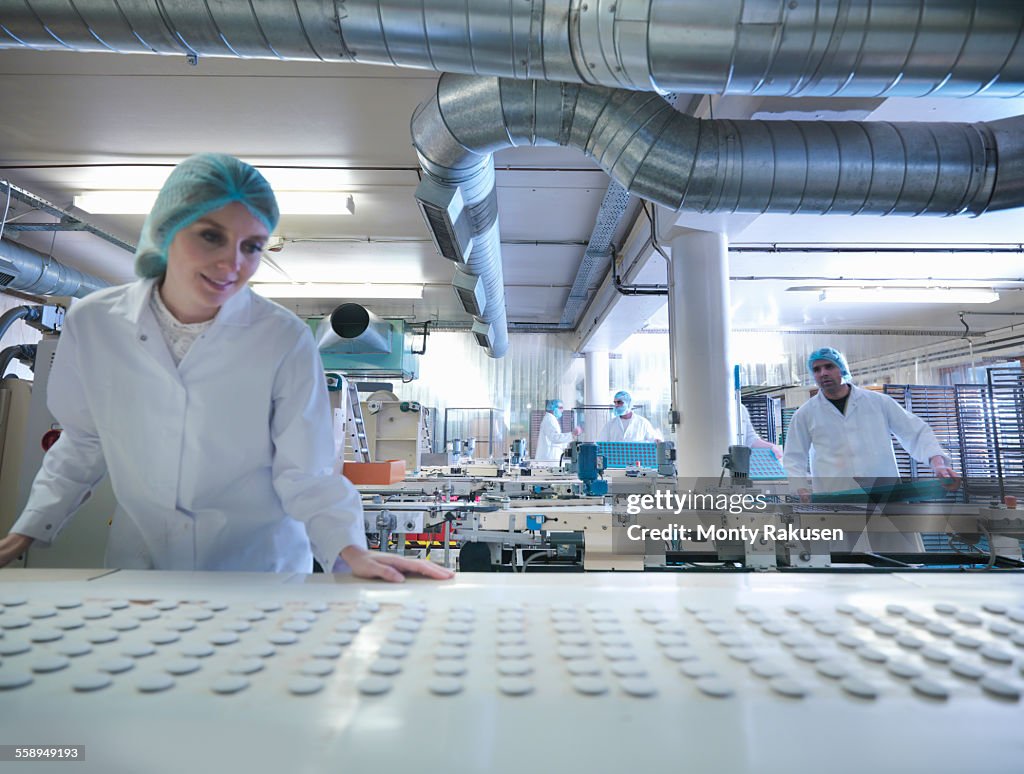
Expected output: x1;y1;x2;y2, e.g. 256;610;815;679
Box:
0;533;33;569
340;545;455;583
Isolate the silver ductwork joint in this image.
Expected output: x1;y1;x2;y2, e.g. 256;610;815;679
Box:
984;115;1024;212
0;239;108;297
4;2;1024;97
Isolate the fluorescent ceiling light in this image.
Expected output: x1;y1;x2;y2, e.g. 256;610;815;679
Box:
74;191;354;215
818;287;1000;304
250;283;423;300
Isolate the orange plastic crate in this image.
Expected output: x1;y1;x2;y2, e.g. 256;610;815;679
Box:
341;460;406;485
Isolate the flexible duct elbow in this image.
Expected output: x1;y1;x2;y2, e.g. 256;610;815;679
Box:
421;74;1021;218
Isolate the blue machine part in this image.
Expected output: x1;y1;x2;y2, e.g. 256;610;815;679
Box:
576;443;604;480
596;442;658;469
748;448;787;480
526;514;545;530
574;443;608;496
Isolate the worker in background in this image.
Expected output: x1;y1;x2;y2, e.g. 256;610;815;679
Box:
535;399;582;463
783;347;956;500
599;390;663;443
740;404;783;459
0;153;451;583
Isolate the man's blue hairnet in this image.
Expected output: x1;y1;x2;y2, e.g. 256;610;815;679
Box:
807;347;851;380
613;390;632;408
134;153;279;278
546;399;562;413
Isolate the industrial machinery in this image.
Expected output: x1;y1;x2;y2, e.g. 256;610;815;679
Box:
354;431;1024;575
566;441;608;496
313;303;418;382
0;328;118;568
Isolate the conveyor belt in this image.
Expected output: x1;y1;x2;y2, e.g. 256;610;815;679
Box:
1;570;1022;773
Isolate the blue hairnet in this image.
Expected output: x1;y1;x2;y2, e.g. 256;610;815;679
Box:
134;153;279;278
613;390;632;408
807;347;851;379
545;399;562;413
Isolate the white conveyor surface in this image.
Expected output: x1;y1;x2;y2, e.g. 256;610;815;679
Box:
1;569;1023;773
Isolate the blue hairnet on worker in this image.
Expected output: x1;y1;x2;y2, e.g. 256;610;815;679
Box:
599;389;661;443
806;347;850;380
613;390;632;416
545;398;563;419
135;152;280;278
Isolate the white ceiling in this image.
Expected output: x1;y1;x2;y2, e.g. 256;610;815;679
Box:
1;49;1023;355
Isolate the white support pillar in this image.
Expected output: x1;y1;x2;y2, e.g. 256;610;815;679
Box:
669;229;733;477
584;350;609;406
583;350;610;442
559;358;580;410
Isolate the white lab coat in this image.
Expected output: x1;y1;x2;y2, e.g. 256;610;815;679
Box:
13;279;366;572
535;412;573;462
598;413;662;443
783;384;948;495
740;404;759;446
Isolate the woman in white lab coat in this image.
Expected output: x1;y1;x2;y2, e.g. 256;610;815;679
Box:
0;154;451;582
534;399;581;463
598;390;663;443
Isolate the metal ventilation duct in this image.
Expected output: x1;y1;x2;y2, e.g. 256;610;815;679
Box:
421;75;1024;217
315;303;392;354
3;0;1024;356
412;88;508;357
452;268;487;317
413;177;474;264
0;239;108;298
411;73;1024;352
3;1;1023;98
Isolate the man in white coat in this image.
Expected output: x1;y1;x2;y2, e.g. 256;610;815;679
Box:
783;347;956;551
599;390;663;443
534;399;582;463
